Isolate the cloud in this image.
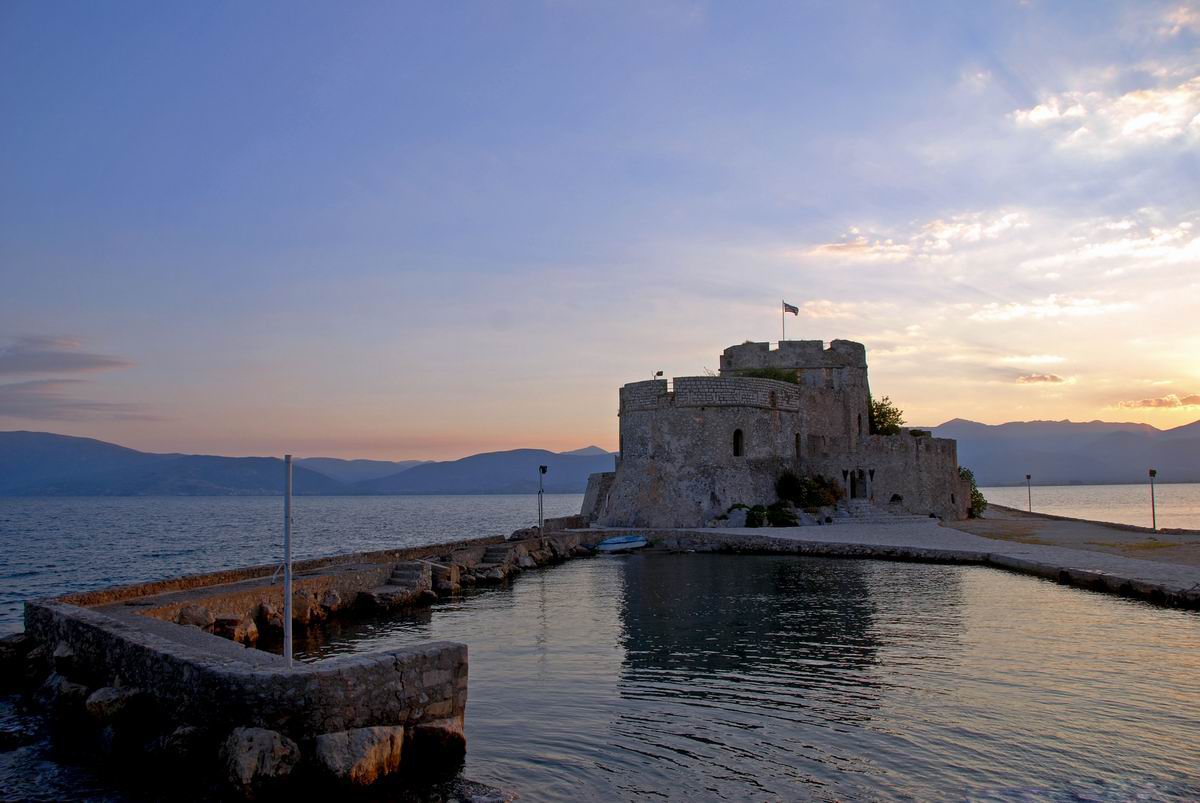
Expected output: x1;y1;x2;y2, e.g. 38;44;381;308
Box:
0;379;158;421
807;210;1029;263
1162;4;1200;36
0;336;132;375
968;294;1134;322
806;235;911;263
1000;354;1067;365
1012;74;1200;155
1019;217;1200;273
1016;373;1066;384
1117;392;1200;408
800;299;896;319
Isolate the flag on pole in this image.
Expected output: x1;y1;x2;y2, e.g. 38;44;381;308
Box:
783;301;799;315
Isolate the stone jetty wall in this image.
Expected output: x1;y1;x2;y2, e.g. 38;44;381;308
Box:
13;527;607;798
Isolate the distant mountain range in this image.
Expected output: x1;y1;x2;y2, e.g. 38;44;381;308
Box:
3;419;1196;495
0;431;615;496
929;418;1200;486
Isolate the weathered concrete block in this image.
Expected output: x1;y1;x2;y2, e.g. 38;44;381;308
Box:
221;727;300;794
313;725;405;786
85;686;148;724
176;604;214;630
407;716;466;776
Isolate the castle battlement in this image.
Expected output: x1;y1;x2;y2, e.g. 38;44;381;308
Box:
719;339;866;374
620;376;803;414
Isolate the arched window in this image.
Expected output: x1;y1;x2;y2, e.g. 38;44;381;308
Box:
769;391;777;408
794;432;801;459
857;413;863;437
733;428;744;457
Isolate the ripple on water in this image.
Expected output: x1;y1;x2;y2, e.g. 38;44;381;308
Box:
280;554;1200;802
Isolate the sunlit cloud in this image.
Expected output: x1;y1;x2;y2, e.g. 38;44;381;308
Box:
1016;373;1066;384
1013;74;1200;155
806;235;911;262
1000;354;1067;365
800;299;896;319
1117;392;1200;408
807;210;1029;263
1162;4;1200;36
1019;216;1199;274
968;294;1135;322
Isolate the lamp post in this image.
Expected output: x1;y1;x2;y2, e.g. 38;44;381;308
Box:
653;370;664;380
1025;474;1032;513
538;465;547;532
1149;468;1157;531
283;455;293;668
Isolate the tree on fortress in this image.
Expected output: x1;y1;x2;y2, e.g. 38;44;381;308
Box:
868;395;904;435
958;466;987;518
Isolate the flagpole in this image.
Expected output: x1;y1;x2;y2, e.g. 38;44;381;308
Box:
781;300;785;343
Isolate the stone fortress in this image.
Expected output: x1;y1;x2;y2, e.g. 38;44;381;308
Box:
582;339;969;527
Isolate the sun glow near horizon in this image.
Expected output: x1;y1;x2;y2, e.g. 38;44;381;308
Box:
0;1;1197;459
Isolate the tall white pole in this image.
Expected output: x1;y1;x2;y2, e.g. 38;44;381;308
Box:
1026;474;1032;512
283;454;293;667
537;468;544;532
781;300;785;343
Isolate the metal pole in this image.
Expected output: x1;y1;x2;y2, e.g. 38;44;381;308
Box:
1026;474;1032;512
781;300;785;343
1149;469;1157;531
283;454;293;667
537;467;544;532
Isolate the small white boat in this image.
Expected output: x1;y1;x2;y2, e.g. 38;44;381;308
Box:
595;534;649;553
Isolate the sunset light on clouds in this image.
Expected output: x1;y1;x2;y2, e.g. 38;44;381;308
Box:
1;1;1197;459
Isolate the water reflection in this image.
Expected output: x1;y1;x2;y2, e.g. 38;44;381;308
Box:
150;554;1200;802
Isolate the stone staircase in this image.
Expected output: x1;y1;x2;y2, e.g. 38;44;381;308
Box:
473;545;515;583
480;545;512;567
364;561;432;608
835;499;934;525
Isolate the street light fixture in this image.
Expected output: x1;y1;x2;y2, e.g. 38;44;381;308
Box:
538;465;548;532
1149;468;1157;531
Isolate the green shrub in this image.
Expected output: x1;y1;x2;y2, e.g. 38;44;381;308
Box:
959;466;987;518
869;395;904;435
766;500;798;527
733;367;799;384
775;470;841;509
745;505;768;528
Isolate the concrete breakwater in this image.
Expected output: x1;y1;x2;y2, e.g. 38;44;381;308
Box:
3;522;604;799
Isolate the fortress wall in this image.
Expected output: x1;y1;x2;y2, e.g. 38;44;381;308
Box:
804;433;965;519
608;399;803;526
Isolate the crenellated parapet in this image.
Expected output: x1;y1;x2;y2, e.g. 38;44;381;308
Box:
619;376;803;414
719;339;867;374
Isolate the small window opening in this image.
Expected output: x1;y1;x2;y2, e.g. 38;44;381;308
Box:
794;433;801;459
733;428;744;457
857;413;863;436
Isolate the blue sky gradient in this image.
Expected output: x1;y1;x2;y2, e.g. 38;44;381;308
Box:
2;1;1198;457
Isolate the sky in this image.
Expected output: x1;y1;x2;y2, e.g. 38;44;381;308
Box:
1;1;1198;459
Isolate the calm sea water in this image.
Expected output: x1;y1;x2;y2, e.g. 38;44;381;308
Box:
981;482;1200;530
0;494;584;634
295;554;1200;801
2;495;1199;800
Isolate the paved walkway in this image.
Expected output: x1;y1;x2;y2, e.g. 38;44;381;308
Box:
633;518;1200;608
